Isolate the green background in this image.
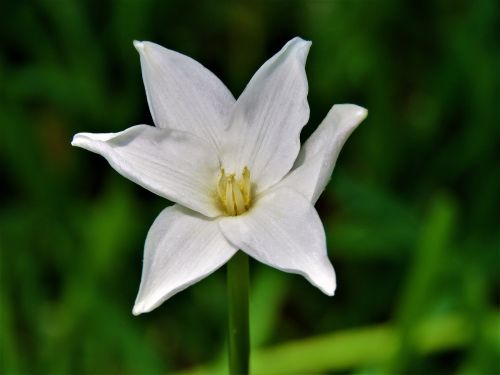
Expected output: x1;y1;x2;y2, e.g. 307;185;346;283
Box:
1;0;499;374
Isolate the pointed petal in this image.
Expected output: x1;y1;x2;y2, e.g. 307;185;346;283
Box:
277;104;367;204
221;37;311;192
133;205;237;315
72;125;221;217
134;41;235;149
219;188;336;295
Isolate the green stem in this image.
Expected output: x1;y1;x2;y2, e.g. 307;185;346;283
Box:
227;251;250;374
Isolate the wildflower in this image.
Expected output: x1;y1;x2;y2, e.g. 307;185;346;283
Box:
72;37;367;315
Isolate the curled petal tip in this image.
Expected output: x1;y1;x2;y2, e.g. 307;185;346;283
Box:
336;104;368;121
316;264;337;296
133;40;145;52
282;37;311;61
326;284;337;296
70;133;84;147
356;106;368;120
320;281;336;297
291;36;311;45
132;308;141;316
132;302;147;316
291;36;312;54
321;278;337;296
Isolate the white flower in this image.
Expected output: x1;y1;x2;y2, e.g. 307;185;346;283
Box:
72;37;367;315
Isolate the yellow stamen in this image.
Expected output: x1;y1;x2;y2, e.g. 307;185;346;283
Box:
217;167;252;216
240;166;251;206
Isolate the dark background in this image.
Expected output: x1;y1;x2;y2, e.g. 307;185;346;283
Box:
1;0;499;373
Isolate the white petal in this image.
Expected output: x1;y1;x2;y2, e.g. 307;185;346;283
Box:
72;125;221;217
134;41;235;150
133;205;237;315
219;188;336;295
220;37;311;192
277;104;367;204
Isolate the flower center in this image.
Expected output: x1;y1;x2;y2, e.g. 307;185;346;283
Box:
217;166;252;216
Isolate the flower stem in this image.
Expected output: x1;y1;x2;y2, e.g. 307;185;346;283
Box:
227;251;250;374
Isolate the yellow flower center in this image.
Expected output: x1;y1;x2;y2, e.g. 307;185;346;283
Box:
217;166;252;216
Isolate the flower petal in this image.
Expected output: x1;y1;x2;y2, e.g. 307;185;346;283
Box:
133;205;237;315
134;41;235;150
220;37;311;192
277;104;367;204
71;125;221;217
219;188;336;295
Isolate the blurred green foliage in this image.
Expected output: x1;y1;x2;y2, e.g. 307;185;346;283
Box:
1;0;499;374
